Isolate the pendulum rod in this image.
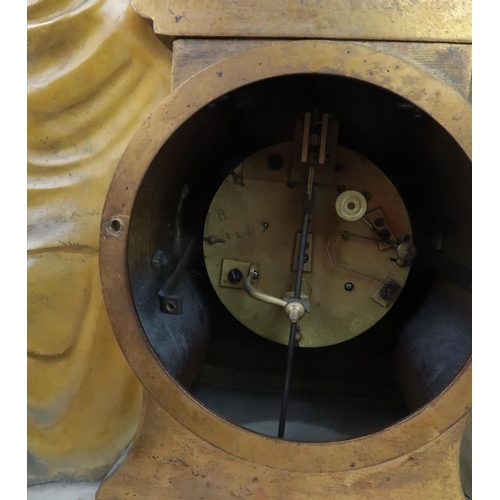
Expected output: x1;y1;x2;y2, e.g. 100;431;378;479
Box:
278;170;315;438
278;109;328;437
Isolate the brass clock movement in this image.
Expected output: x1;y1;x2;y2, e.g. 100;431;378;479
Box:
203;114;415;349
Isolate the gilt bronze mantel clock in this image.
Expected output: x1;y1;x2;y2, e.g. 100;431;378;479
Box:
97;1;472;498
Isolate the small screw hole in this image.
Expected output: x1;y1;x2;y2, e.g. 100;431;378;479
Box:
267;153;284;171
347;202;355;210
166;302;176;312
110;219;121;232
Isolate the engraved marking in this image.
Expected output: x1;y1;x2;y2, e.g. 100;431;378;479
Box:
217;209;227;221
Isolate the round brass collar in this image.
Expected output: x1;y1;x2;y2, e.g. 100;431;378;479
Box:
99;40;471;473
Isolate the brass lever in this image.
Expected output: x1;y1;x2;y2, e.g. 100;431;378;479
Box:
244;269;306;324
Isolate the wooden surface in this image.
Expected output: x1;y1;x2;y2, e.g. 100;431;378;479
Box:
132;0;471;42
97;392;467;499
172;39;472;101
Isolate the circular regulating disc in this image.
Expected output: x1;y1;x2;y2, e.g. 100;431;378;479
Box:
335;190;368;221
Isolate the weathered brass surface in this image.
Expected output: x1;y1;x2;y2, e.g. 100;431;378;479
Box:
132;0;471;42
97;392;470;500
204;144;411;347
27;0;172;484
171;39;472;100
99;40;471;471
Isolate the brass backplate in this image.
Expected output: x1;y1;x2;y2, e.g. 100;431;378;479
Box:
203;144;411;347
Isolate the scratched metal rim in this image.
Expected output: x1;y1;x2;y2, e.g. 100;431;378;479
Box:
99;40;471;473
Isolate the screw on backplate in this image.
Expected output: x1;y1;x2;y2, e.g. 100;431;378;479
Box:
230;171;245;187
379;229;391;239
375;217;385;227
267;153;284;171
337;184;347;193
379;281;400;301
363;191;372;201
397;241;417;263
261;222;270;231
344;282;354;292
297;253;309;264
287;180;296;189
204;235;225;245
341;232;350;241
228;268;244;284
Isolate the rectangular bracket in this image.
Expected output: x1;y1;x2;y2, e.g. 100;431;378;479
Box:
159;293;183;314
220;259;255;289
364;208;396;251
371;280;401;307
